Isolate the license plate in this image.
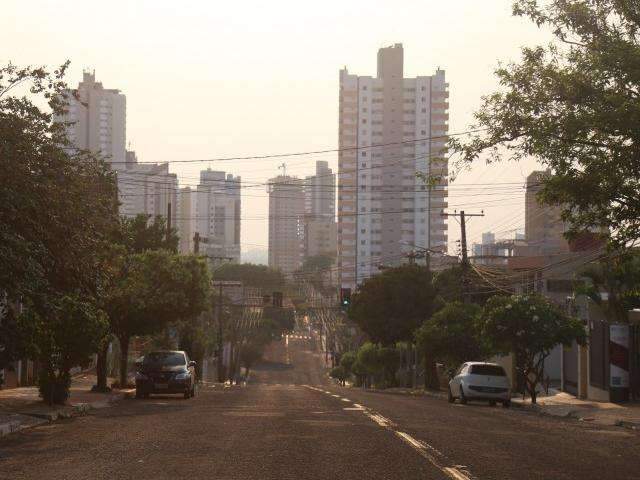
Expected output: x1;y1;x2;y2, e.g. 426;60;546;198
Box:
155;383;169;389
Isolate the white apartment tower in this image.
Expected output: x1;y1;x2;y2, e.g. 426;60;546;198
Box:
338;44;449;289
59;70;126;169
268;175;305;276
196;169;241;264
117;151;178;226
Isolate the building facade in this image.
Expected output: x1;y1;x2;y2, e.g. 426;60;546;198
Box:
58;70;126;169
338;44;449;288
117;151;178;226
196;169;241;264
303;161;337;260
525;171;570;255
268;175;305;276
177;186;195;254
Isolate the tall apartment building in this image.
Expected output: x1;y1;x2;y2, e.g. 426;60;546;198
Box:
304;161;335;220
525;171;570;255
268;175;305;276
117;150;178;226
303;161;337;259
338;44;449;288
196;169;241;264
58;70;126;169
177;186;195;254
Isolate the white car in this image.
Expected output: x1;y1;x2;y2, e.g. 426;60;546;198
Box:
448;362;511;407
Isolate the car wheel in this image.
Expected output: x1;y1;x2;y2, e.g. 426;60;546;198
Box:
489;400;496;407
502;400;511;408
459;386;467;405
447;387;455;403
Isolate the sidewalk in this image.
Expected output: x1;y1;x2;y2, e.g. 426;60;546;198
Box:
512;389;640;429
0;373;134;438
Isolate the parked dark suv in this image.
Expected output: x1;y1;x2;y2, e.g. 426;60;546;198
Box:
135;351;196;399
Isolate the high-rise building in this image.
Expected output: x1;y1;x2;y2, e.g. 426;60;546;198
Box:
304;161;335;219
196;169;241;264
117;150;178;226
58;70;126;169
525;171;570;254
177;186;195;254
338;44;449;288
303;161;337;260
268;175;305;276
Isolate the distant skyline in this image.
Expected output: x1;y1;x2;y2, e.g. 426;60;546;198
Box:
2;0;549;254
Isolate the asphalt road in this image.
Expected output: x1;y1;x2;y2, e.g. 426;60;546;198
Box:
1;330;639;480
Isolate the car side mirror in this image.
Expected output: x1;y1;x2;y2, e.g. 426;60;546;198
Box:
188;361;196;368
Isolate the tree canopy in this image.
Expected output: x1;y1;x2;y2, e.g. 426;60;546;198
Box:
415;301;483;371
0;62;119;399
214;263;285;290
451;0;640;248
478;293;585;403
348;265;438;345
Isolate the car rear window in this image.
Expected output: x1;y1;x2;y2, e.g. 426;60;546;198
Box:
470;365;506;376
143;352;185;367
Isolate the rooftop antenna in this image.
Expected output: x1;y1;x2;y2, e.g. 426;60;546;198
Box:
278;162;287;178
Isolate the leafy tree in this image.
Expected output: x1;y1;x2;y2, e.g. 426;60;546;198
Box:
239;340;265;379
0;62;118;398
116;214;178;254
576;252;640;324
329;365;348;386
262;306;296;333
348;265;438;345
451;0;640;248
352;342;400;389
415;302;483;389
106;251;210;386
215;263;285;290
434;266;497;305
20;296;109;404
339;351;357;376
478;294;586;403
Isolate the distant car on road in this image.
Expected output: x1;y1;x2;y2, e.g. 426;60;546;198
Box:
135;351;196;400
448;362;511;407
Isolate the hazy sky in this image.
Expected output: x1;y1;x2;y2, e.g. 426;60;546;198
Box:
4;0;552;256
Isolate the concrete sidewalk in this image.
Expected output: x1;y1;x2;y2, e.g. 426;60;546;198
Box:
512;390;640;429
0;373;134;437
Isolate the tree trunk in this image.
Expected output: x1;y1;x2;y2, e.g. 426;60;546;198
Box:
94;340;110;392
424;354;439;390
118;334;130;388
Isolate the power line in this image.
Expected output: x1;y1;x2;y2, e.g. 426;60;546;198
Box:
102;129;485;166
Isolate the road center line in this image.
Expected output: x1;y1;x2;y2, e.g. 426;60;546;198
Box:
302;385;474;479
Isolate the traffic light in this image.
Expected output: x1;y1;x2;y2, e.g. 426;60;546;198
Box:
340;288;351;309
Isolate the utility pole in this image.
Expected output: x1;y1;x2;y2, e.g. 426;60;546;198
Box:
167;202;172;241
210;260;236;383
441;210;484;303
193;232;200;254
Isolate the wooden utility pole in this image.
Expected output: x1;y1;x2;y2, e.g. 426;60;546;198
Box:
441;210;484;303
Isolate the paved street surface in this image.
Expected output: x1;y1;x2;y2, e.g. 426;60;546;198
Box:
1;330;639;480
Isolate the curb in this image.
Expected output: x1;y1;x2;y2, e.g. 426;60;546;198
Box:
0;389;134;439
0;420;21;438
